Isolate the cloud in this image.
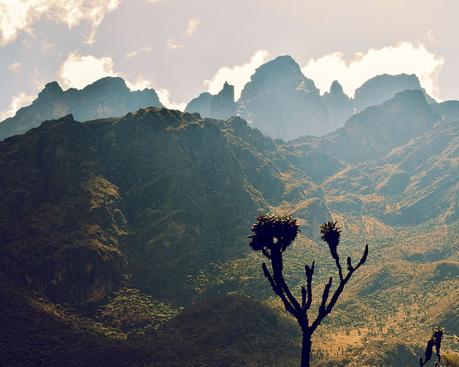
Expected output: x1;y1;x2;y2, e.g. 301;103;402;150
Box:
0;92;35;120
59;52;117;89
7;62;21;73
156;89;186;111
0;0;121;46
204;49;269;100
301;42;444;98
166;37;183;49
125;46;152;59
186;17;200;37
58;52;185;110
126;77;186;110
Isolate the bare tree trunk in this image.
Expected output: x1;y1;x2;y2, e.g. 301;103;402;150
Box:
301;331;312;367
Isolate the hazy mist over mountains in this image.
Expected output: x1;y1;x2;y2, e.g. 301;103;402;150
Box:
0;55;444;142
1;1;459;366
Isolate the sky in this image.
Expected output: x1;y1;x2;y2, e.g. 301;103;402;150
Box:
1;0;458;118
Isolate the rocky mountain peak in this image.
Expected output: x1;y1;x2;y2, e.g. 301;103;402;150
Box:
329;80;345;96
0;77;163;141
83;76;128;93
246;55;318;93
184;81;236;120
38;81;64;99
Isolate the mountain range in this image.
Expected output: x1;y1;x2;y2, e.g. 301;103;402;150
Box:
0;55;440;142
0;56;458;366
0;77;162;141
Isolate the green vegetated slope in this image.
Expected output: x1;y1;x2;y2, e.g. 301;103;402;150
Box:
0;89;458;366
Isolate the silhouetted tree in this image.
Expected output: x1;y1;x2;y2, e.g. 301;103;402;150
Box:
249;215;368;367
420;327;444;367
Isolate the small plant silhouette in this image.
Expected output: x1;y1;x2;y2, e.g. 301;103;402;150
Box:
420;327;444;367
249;215;368;367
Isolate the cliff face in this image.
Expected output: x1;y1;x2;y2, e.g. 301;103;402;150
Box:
0;77;163;140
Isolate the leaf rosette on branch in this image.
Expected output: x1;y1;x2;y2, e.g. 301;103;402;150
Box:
249;214;299;256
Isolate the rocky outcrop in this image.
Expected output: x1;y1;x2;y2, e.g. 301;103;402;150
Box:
237;55;331;140
322;80;354;129
0;77;163;140
185;81;236;120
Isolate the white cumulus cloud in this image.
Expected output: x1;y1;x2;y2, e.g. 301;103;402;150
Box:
186;17;200;37
0;0;120;46
156;89;186;111
59;52;117;89
301;42;444;98
166;37;183;49
58;52;185;110
0;92;35;120
204;49;269;100
7;62;21;73
125;46;152;59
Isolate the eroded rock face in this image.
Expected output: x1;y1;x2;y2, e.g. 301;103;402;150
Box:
0;77;163;140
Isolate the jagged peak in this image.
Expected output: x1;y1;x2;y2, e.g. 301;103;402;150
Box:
330;80;345;95
38;81;63;98
217;81;235;98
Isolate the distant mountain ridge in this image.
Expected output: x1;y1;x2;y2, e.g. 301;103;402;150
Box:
186;55;445;140
0;77;163;141
1;55;451;142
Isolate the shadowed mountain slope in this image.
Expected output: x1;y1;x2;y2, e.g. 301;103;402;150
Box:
0;109;329;307
0;280;300;367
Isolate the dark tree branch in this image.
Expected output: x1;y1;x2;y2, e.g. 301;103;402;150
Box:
318;277;333;315
262;248;271;259
271;251;302;313
334;255;343;281
262;262;297;316
301;286;306;308
304;262;314;310
311;244;369;332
